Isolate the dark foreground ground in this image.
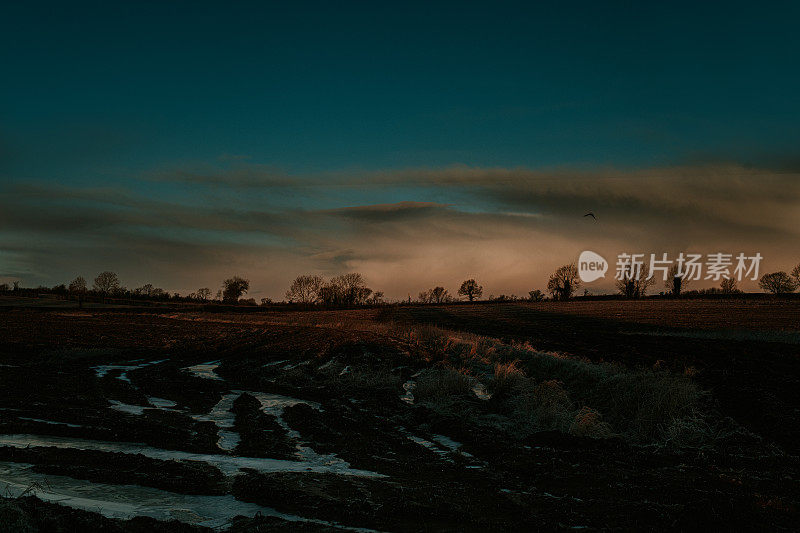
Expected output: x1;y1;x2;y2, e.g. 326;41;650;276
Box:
0;301;798;531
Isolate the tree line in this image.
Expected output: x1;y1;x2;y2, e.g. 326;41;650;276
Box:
3;261;799;306
544;261;800;300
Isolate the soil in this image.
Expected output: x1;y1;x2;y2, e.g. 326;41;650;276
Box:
0;304;798;531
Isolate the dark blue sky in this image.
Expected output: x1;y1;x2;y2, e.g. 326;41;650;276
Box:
1;2;799;296
3;1;799;178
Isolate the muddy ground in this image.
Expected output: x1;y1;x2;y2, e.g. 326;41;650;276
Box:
0;304;798;531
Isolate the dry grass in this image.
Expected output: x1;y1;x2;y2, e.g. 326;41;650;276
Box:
413;368;474;402
386;322;720;446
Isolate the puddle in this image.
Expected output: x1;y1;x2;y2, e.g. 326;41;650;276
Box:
0;435;384;478
0;462;379;531
183;361;222;381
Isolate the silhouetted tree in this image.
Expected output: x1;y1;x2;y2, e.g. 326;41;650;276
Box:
369;291;384;305
665;265;690;296
720;278;739;293
418;289;434;303
197;288;211;302
260;297;272;306
68;276;87;308
528;289;544;301
320;273;371;306
615;264;655;299
0;283;9;291
792;263;800;287
429;286;446;304
68;276;87;294
285;274;324;304
759;271;797;294
134;284;155;297
93;271;120;296
458;279;483;301
222;276;250;303
547;264;580;301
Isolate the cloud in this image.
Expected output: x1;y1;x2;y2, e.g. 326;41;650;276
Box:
2;163;798;298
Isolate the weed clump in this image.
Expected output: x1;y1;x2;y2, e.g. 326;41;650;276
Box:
413;368;473;402
393;323;719;447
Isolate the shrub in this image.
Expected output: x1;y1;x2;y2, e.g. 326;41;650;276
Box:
413;368;473;402
569;406;613;438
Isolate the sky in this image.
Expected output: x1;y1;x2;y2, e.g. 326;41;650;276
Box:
1;1;799;299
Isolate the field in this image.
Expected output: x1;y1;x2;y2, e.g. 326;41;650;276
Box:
0;300;798;531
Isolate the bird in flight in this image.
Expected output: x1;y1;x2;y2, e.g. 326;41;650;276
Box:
583;212;597;220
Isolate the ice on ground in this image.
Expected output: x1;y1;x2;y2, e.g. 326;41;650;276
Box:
0;462;379;531
431;434;474;458
183;361;222;381
189;389;356;474
0;434;384;478
431;434;461;451
148;397;178;409
17;417;83;428
92;359;169;384
190;392;241;451
108;400;146;415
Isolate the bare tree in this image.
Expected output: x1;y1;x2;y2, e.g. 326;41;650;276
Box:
222;276;250;303
197;288;211;302
68;276;87;294
664;264;690;297
320;273;372;306
720;278;739;293
547;264;580;301
457;279;483;301
93;271;120;296
616;264;655;299
528;289;544;301
135;283;155;297
285;274;324;304
68;276;87;308
418;289;433;303
431;286;449;304
759;272;797;294
369;291;384;305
